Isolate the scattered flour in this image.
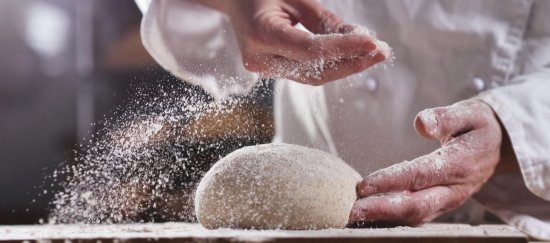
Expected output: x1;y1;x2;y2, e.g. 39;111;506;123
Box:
347;24;393;61
347;24;395;67
45;78;273;224
368;154;448;191
262;24;394;82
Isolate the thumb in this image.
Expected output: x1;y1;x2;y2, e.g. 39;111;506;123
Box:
414;101;479;141
414;108;440;140
294;0;353;34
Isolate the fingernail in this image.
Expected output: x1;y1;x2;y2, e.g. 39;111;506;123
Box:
376;40;392;58
358;184;377;197
419;109;438;136
363;41;378;53
372;52;387;62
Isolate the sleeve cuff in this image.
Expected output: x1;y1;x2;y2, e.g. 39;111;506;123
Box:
475;89;550;201
140;0;259;99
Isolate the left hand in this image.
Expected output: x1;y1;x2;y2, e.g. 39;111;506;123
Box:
349;99;503;226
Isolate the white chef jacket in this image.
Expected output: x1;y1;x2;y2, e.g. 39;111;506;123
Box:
136;0;550;239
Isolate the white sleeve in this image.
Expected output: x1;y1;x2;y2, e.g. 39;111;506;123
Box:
479;70;550;201
138;0;259;99
476;71;550;240
472;2;550;239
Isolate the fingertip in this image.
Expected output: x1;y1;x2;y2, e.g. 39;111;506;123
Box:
347;201;365;225
415;109;439;139
414;115;430;138
375;40;392;59
344;25;390;57
333;35;377;56
357;179;378;197
372;52;387;63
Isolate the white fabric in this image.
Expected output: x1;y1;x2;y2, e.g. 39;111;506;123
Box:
138;0;550;240
134;0;150;13
139;0;259;99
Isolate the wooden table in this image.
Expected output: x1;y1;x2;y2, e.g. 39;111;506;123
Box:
0;223;529;243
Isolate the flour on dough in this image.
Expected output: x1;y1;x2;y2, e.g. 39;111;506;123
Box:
194;143;362;230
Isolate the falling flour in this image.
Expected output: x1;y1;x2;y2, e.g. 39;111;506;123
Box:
263;24;394;82
46;78;273;224
44;24;393;226
347;24;393;61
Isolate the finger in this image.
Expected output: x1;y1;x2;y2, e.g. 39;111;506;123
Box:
349;186;468;226
291;0;352;34
254;53;385;85
290;0;392;61
414;100;488;141
357;146;465;197
264;24;380;63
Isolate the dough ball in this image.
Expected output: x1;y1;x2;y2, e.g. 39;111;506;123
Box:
194;143;362;229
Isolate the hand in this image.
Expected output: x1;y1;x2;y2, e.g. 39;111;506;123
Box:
203;0;388;85
349;100;504;226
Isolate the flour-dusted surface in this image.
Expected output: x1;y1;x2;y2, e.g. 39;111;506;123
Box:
0;223;527;243
261;24;395;83
195;143;363;229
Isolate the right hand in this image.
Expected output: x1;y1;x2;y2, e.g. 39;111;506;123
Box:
212;0;388;85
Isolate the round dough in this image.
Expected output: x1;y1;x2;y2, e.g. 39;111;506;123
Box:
194;143;362;229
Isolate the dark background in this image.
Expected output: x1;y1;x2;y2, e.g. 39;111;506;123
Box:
0;0;154;224
0;0;273;224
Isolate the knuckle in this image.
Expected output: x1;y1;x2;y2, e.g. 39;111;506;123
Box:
242;55;261;72
433;108;452;134
451;168;469;180
412;169;430;190
449;161;474;180
250;15;277;43
317;10;340;32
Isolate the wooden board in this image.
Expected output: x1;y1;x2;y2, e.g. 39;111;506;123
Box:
0;223;528;243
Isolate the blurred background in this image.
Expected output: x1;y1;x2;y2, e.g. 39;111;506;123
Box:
0;0;273;224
